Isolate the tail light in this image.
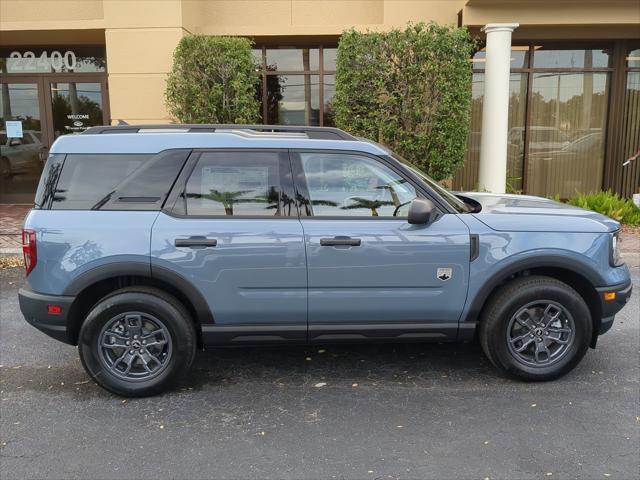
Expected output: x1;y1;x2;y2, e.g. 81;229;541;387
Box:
22;228;37;276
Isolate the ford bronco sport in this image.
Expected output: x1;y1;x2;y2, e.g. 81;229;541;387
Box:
18;125;632;397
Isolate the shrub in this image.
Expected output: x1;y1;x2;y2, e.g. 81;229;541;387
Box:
334;23;474;181
165;35;260;124
567;190;640;225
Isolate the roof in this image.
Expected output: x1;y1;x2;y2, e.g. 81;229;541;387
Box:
50;125;387;156
49;131;386;156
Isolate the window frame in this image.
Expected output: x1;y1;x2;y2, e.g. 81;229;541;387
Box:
290;149;448;220
464;42;615;195
254;45;337;126
164;148;299;219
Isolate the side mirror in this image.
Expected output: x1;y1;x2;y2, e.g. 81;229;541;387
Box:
408;198;437;225
9;138;21;147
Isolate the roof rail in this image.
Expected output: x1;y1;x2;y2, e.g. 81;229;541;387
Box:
81;124;358;141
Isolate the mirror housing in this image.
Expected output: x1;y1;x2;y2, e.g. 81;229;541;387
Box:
8;138;21;147
408;198;437;225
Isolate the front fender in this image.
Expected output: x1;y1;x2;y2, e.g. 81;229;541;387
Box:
459;228;621;324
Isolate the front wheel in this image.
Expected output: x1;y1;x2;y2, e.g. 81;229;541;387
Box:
479;276;592;381
78;287;197;397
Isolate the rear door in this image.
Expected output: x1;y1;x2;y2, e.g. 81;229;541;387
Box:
292;150;471;342
151;149;307;343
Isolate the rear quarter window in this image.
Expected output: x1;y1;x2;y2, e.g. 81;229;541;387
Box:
48;150;189;210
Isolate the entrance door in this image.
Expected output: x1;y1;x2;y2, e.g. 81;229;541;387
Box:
292;151;471;342
0;75;109;203
0;78;47;203
44;76;109;141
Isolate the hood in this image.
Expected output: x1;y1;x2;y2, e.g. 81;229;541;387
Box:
458;192;619;233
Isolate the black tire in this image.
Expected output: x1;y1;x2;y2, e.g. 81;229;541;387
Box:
479;275;592;381
78;286;197;397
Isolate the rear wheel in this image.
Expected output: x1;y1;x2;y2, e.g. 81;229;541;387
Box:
479;276;592;381
78;287;197;397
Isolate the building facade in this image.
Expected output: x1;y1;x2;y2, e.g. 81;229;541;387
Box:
1;0;639;203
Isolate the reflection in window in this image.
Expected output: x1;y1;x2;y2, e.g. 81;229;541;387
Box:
300;153;417;217
453;73;528;192
52;154;152;209
266;48;319;71
185;152;284;216
266;75;320;125
471;46;529;70
0;83;43;202
323;48;337;71
323;74;336;127
527;72;610;198
50;83;103;138
627;49;640;68
620;70;640;196
533;47;610;69
255;46;336;126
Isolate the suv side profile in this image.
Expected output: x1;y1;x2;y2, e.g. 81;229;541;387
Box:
19;125;632;397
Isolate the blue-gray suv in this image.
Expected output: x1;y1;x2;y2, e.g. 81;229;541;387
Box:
18;125;632;396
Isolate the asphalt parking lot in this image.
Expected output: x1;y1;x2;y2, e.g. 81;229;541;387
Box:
1;265;638;480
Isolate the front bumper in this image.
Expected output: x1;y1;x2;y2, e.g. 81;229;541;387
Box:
18;287;75;344
596;281;633;336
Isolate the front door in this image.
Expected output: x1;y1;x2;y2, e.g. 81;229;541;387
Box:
151;150;308;344
292;151;471;342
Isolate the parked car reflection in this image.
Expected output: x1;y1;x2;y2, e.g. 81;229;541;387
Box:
0;130;44;180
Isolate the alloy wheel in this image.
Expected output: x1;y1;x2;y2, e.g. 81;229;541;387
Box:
98;312;173;381
506;300;575;367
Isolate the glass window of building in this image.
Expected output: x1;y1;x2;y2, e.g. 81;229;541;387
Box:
454;44;613;199
619;47;640;196
255;46;337;126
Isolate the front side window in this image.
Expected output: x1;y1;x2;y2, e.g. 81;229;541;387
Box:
298;152;417;217
184;151;290;216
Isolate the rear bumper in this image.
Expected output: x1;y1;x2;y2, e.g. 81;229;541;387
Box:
596;281;633;335
18;287;75;345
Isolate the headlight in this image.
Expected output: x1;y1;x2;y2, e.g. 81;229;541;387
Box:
610;231;624;266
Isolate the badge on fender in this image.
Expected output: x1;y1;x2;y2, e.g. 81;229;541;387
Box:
437;267;452;281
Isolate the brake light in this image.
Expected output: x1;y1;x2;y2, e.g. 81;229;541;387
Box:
22;229;37;276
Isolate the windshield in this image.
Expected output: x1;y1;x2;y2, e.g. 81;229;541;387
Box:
389;154;471;213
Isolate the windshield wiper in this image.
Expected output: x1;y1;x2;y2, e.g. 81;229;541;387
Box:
91;190;116;210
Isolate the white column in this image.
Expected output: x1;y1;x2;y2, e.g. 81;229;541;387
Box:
478;23;519;193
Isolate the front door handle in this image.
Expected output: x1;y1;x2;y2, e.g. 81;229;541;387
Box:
174;237;217;248
320;237;361;247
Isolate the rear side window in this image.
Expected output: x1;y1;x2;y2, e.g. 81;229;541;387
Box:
48;150;189;210
183;151;291;217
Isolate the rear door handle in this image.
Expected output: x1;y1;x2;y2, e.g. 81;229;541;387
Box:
174;237;217;248
320;237;361;247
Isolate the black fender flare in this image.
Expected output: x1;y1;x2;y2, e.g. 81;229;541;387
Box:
63;261;214;325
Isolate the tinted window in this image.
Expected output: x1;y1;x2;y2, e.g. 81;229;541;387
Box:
184;152;289;216
532;47;610;68
50;151;189;210
34;154;65;209
299;153;417;217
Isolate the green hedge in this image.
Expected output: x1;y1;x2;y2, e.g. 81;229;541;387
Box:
334;23;474;181
165;35;260;124
567;191;640;225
